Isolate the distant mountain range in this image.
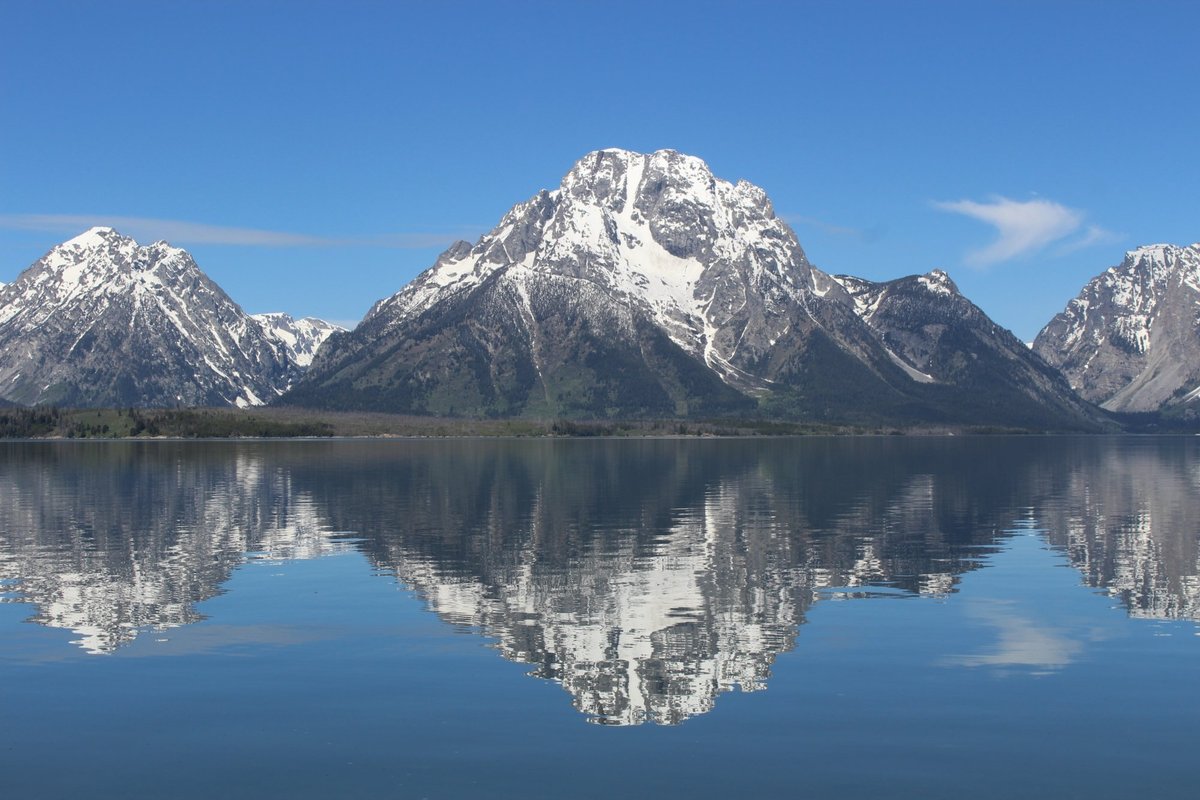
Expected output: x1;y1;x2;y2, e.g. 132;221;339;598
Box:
1;149;1196;428
284;149;1100;429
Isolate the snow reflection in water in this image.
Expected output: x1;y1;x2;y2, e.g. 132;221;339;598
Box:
0;437;1198;724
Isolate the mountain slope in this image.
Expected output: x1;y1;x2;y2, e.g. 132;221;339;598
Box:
287;149;1101;428
833;271;1105;427
0;227;297;407
1033;244;1200;413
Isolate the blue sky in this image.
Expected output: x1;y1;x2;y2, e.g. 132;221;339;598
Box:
2;0;1197;339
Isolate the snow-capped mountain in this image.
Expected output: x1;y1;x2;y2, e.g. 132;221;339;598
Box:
1034;244;1200;412
0;227;297;407
289;148;1100;428
250;312;344;368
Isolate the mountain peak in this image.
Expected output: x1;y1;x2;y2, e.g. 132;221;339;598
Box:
56;227;188;261
289;148;1099;429
1035;243;1200;412
1126;242;1179;258
560;149;717;209
250;312;345;369
0;231;300;407
1118;243;1200;277
62;226;126;249
918;269;958;295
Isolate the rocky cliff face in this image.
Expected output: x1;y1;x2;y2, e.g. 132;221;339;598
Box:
0;228;316;407
1034;244;1200;413
288;149;1100;428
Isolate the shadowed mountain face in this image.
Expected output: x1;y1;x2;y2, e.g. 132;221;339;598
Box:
286;149;1098;429
833;272;1104;428
1;438;1197;723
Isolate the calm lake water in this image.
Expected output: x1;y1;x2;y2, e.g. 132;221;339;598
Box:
1;437;1197;798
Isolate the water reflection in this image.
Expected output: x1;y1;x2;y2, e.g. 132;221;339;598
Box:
0;444;352;653
1037;443;1200;620
0;437;1197;723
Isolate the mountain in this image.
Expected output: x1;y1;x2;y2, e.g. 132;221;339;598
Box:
288;148;1101;428
1033;244;1200;413
0;227;297;407
251;312;344;368
832;270;1103;427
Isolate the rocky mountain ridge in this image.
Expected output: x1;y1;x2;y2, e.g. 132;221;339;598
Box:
7;151;1194;428
832;270;1098;426
288;148;1102;429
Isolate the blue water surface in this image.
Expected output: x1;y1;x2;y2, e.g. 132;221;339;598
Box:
1;437;1196;798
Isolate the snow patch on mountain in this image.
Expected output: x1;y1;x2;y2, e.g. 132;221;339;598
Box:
918;269;955;296
251;312;344;368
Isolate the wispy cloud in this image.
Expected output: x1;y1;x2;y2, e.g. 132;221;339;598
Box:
1055;223;1124;256
784;214;887;244
0;214;478;250
357;232;481;249
785;214;864;237
933;196;1089;266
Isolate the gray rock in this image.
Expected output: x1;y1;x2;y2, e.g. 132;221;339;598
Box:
833;270;1102;426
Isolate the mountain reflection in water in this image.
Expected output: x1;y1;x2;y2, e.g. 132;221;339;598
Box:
0;437;1197;725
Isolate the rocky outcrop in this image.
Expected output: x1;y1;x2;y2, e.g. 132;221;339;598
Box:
1034;243;1200;413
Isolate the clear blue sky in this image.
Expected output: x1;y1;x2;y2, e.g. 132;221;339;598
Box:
2;0;1197;339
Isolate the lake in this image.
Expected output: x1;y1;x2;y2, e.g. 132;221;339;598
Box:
1;437;1197;798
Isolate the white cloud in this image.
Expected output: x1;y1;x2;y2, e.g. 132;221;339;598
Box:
943;598;1084;675
784;213;865;238
1055;224;1123;255
0;213;476;250
934;196;1085;266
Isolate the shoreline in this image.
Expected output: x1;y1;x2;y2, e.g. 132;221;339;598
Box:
2;404;1194;440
